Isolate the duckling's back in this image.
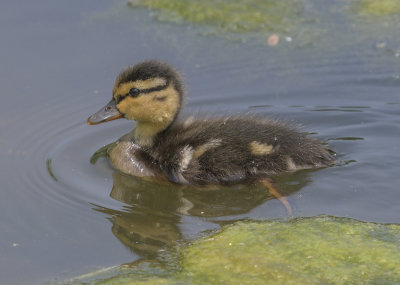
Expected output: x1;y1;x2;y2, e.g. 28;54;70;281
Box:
151;116;335;185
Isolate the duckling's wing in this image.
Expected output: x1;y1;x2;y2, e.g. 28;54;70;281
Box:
154;116;334;185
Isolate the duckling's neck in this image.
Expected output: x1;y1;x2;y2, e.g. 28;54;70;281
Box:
133;121;170;147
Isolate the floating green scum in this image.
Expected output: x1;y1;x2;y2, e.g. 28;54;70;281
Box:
66;216;400;285
354;0;400;16
127;0;304;34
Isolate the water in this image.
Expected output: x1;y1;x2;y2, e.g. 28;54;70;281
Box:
0;0;400;284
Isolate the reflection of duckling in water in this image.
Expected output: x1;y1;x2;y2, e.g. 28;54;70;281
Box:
88;60;335;214
93;171;311;258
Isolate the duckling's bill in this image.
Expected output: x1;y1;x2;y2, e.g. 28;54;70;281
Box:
87;99;123;125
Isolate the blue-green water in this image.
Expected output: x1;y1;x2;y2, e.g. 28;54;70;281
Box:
0;1;399;284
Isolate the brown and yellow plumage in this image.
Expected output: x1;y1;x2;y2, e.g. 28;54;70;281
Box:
88;60;335;211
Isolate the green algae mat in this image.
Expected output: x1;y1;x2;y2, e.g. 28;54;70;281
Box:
127;0;400;34
67;216;400;285
123;0;400;50
354;0;400;16
128;0;304;34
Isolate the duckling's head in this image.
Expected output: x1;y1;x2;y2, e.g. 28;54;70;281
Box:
88;60;184;145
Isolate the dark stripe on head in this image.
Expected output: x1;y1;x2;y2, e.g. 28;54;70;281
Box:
116;60;184;105
119;61;177;85
141;79;169;93
115;80;170;104
154;96;167;101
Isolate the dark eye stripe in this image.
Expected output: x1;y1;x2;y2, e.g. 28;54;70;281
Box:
115;94;126;104
115;80;170;103
154;96;167;101
141;80;169;93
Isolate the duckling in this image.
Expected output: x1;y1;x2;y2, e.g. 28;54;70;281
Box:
88;60;335;213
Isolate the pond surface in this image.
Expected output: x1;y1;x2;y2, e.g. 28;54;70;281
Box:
0;0;400;284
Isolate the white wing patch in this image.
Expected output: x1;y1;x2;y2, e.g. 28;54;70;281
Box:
286;156;297;171
286;156;314;171
179;145;194;172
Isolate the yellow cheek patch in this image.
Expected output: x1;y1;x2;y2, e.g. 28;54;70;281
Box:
154;85;180;120
116;97;134;119
113;78;167;98
193;139;223;159
249;141;274;156
117;85;180;123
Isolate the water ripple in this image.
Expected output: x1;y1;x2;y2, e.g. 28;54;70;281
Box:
6;99;131;217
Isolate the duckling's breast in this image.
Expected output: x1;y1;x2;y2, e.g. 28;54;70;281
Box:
109;140;155;177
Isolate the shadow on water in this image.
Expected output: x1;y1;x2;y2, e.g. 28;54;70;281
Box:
92;169;313;260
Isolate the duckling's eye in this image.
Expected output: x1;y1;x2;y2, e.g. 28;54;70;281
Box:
129;88;140;97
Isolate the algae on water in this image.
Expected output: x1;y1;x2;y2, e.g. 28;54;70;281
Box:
124;0;400;49
354;0;400;16
68;216;400;285
127;0;304;35
182;216;400;284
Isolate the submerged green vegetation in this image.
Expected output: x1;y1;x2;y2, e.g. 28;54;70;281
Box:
127;0;400;30
125;0;400;49
46;159;58;182
128;0;304;35
68;216;400;284
354;0;400;16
